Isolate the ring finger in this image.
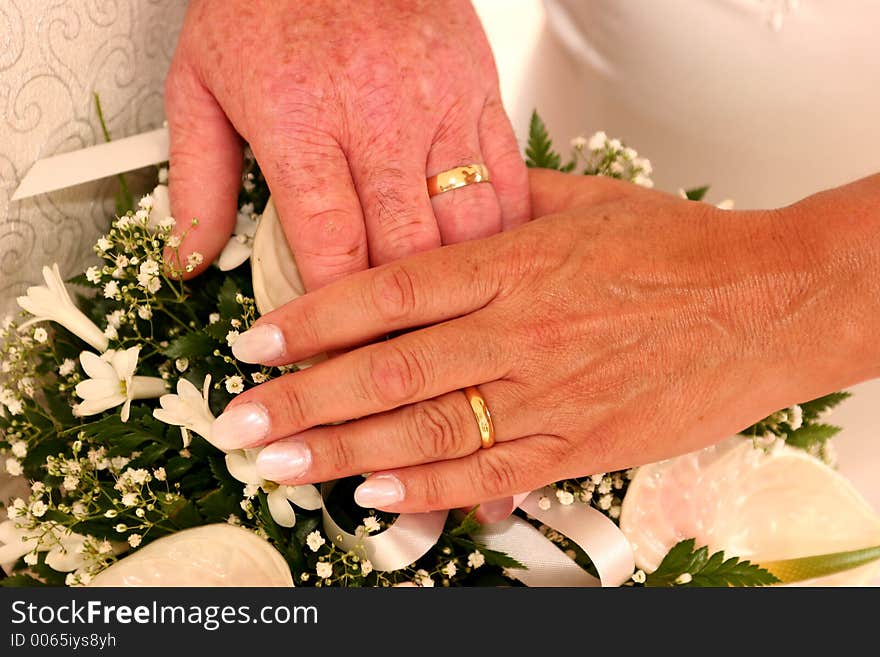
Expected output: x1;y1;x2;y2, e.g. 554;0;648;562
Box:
426;104;502;244
253;381;530;486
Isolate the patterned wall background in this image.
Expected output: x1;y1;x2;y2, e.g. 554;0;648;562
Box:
0;0;187;316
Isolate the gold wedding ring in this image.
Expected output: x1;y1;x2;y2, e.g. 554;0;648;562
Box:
463;386;496;449
426;164;490;197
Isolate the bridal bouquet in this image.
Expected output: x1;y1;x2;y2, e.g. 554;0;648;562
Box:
2;113;879;587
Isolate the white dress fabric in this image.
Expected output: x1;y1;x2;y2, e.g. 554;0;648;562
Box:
1;0;878;516
474;0;880;511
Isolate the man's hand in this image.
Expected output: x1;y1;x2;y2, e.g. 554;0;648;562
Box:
164;0;529;287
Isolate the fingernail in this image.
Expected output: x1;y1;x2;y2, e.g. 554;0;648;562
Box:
478;497;515;524
256;439;312;481
211;402;270;449
354;475;405;508
231;324;285;363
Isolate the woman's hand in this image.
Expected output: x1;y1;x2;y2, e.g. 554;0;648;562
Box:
164;0;528;288
209;169;880;515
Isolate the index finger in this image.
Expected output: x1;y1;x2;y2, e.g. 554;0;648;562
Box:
231;238;505;366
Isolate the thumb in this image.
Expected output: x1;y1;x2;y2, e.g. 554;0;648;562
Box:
164;59;243;278
528;168;641;218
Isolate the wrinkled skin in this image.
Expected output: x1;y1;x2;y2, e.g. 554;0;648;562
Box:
212;170;880;516
165;0;529;288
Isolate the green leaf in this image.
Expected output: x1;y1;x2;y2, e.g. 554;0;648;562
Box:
449;509;481;537
196;489;239;523
525;110;562;170
162;331;217;359
217;278;242;318
645;538;779;587
785;423;841;449
799;392;851;422
684;185;710;201
94;92;133;215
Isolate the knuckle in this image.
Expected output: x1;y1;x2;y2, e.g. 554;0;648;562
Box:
370;265;418;323
294;208;366;258
419;471;448;510
408;401;462;461
324;432;358;474
367;343;428;406
476;452;518;497
277;380;309;431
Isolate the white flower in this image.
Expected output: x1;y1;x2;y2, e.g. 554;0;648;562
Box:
16;264;109;351
85;266;102;284
443;562;457;578
71;502;88;519
128;534;142;548
467;551;485;569
31;500;48;517
96;237;113;252
0;521;89;572
306;530;326;552
208;313;220;324
103;324;118;340
121;492;138;507
788;404;804;431
632;569;646;584
153;467;166;481
153;376;215;449
226;330;240;347
225;448;321;528
571;136;588;149
103;280;120;300
5;458;23;477
361;560;373;576
62;475;79;491
175;358;189;372
416;569;434;587
225;376;244;394
556;489;575;505
137;305;153;320
217;206;259;271
33;327;48;343
316;561;333;579
363;516;381;533
607;138;622;151
252;372;269;384
73;347;166;422
10;440;27;458
537;495;552;511
58;358;77;376
587;131;607;151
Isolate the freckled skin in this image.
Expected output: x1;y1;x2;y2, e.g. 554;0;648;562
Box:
165;0;530;290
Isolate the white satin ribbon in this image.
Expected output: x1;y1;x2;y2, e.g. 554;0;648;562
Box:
11;128;170;201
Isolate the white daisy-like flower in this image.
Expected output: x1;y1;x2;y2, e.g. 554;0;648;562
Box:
153;376;215;449
5;458;23;477
217;204;259;271
33;327;48;343
16;264;108;352
316;561;333;579
225;447;321;528
225;376;244;394
556;489;575;506
587;130;607;151
59;358;77;376
467;551;485;568
103;280;120;300
306;530;326;552
31;500;48;517
73;347;166;422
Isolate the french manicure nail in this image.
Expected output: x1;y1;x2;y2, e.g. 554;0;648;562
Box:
211;402;270;449
231;324;285;363
354;475;405;508
256;439;312;481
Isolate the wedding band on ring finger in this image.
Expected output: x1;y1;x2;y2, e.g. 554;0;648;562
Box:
426;163;491;197
253;386;521;485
